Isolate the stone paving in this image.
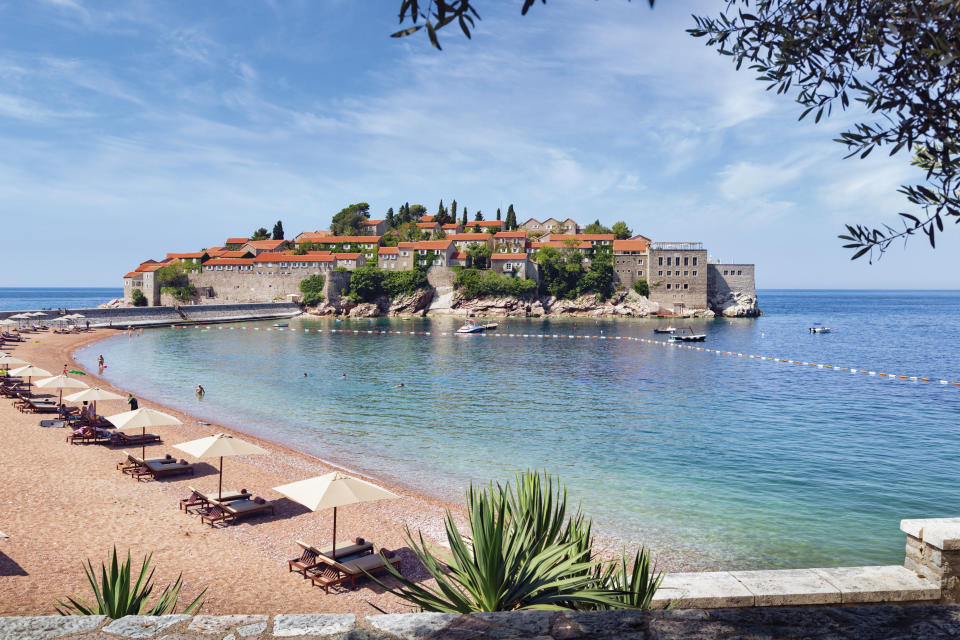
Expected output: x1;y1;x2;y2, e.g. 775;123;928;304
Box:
2;607;960;640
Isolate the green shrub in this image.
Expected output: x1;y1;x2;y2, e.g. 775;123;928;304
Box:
633;279;649;297
454;269;537;299
536;245;614;300
156;263;197;302
130;289;147;307
299;274;324;306
56;547;206;618
370;471;662;612
346;267;429;303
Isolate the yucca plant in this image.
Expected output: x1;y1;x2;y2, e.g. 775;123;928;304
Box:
370;470;658;612
56;547;206;618
594;547;663;610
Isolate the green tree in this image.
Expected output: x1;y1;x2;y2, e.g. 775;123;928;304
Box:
250;228;270;241
474;210;484;221
461;208;468;226
505;204;517;230
466;242;492;269
611;221;632;240
450;199;458;223
155;263;197;303
272;220;284;240
496;207;501;221
130;289;147;307
299;274;324;306
410;203;428;220
633;279;650;297
331;202;371;236
385;207;396;228
583;219;612;235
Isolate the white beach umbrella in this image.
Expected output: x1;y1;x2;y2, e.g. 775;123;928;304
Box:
34;374;88;405
0;354;28;370
31;312;47;317
273;472;398;558
64;386;123;418
174;434;267;501
107;408;182;458
0;319;16;326
9;365;52;393
8;313;30;319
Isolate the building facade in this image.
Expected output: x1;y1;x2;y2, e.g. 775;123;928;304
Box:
646;242;708;313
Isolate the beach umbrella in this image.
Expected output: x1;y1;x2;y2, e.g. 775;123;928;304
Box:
34;374;88;405
9;365;52;393
64;386;123;418
273;472;398;558
107;408;182;458
0;354;28;376
174;434;267;501
0;319;16;326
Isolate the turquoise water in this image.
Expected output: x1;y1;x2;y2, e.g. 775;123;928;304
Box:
76;290;960;570
0;287;123;311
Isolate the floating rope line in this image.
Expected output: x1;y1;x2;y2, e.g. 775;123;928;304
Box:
171;324;960;388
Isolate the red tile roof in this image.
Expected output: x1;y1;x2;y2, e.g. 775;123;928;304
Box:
307;236;381;244
123;271;140;279
447;233;490;242
452;251;467;260
295;231;334;243
466;220;503;227
360;219;384;226
420;215;435;222
204;258;255;266
215;250;252;258
613;239;650;252
441;223;460;230
252;253;334;263
243;239;286;250
491;253;527;260
136;263;164;272
225;237;248;245
412;240;454;250
530;241;592;249
207;246;226;253
494;231;526;238
166;252;208;259
416;222;439;228
378;247;399;254
335;253;362;260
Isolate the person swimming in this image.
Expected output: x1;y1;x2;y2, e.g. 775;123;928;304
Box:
195;384;205;397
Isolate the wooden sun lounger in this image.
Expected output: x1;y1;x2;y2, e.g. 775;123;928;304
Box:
132;459;195;482
118;454;175;473
108;431;162;447
288;540;373;578
307;550;401;593
198;498;275;527
179;487;251;512
65;428;110;445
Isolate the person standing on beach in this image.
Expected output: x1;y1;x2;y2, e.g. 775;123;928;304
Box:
127;394;138;411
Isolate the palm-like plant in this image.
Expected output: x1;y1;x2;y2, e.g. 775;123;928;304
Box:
371;470;661;612
56;547;206;618
596;548;663;610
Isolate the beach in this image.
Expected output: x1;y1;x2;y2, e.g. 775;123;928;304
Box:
0;328;456;615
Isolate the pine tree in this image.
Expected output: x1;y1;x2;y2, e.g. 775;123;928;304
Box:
272;220;284;240
506;204;517;230
496;208;502;221
475;210;484;221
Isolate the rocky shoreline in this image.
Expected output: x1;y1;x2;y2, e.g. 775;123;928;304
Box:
306;288;761;319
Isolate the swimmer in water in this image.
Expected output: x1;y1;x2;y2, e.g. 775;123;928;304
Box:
341;373;346;379
395;383;405;388
195;384;205;397
303;372;308;377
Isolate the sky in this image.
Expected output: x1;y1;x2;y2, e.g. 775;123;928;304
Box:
1;0;955;288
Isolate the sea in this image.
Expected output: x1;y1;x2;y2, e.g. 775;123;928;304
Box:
73;290;960;570
0;287;123;311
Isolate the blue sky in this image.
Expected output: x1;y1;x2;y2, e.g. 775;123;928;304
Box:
1;0;954;288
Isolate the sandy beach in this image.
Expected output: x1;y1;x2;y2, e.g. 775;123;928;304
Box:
0;328;457;615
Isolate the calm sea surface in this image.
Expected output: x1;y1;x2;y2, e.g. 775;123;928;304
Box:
0;287;123;311
76;290;960;570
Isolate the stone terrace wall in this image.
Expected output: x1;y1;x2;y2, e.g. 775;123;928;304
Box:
4;606;960;640
0;303;301;328
707;263;757;299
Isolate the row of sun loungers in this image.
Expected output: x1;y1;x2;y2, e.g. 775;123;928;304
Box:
287;539;401;593
115;454;196;481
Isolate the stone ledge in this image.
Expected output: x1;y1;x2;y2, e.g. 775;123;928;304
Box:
4;606;960;639
901;518;960;551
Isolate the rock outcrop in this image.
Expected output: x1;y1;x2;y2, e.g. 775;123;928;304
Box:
388;289;434;316
97;298;130;309
709;290;761;317
306;288;435;318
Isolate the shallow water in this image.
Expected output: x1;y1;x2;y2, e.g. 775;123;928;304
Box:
77;290;960;569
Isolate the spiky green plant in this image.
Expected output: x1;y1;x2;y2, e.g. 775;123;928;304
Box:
595;547;663;610
370;470;660;612
56;547;206;618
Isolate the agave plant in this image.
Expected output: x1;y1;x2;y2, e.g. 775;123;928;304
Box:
56;547;206;618
595;547;663;610
371;470;659;612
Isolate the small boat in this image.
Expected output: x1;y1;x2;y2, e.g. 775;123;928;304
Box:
272;322;289;328
653;327;677;334
809;323;832;334
669;326;706;342
456;322;498;334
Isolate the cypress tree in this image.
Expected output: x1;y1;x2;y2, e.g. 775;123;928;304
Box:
385;207;395;228
461;208;468;226
450;199;458;223
496;208;502;221
506;204;517;230
272;220;284;240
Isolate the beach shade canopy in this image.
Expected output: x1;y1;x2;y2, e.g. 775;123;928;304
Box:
108;407;183;458
8;313;30;319
8;365;52;393
174;433;267;501
64;387;124;403
0;354;29;369
34;374;89;405
273;472;398;558
31;312;47;317
0;319;17;326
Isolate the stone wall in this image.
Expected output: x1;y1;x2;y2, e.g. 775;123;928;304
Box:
181;270;322;305
647;248;709;312
426;266;456;288
0;303;301;328
5;606;960;640
707;263;757;299
323;270;353;308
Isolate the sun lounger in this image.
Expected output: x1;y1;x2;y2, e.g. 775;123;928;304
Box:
307;549;401;593
65;427;110;445
178;487;251;513
118;454;174;473
25;399;59;414
288;540;373;578
132;459;195;481
198;498;275;527
108;431;161;447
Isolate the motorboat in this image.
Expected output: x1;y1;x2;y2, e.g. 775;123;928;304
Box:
653;327;677;334
272;322;289;328
809;324;832;334
668;327;707;342
456;322;498;334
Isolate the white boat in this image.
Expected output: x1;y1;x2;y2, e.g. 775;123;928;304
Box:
809;323;832;334
456;322;498;334
668;326;706;342
272;322;289;328
653;327;677;334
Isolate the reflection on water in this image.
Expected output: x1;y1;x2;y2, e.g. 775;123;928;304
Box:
77;291;960;569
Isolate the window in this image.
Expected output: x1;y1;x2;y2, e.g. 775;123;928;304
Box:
693;257;698;266
401;251;409;257
737;270;742;275
723;270;728;275
638;270;643;276
666;283;671;289
504;263;513;271
684;270;688;276
658;257;663;266
666;257;672;266
683;283;689;289
684;257;689;266
433;259;441;266
658;270;663;276
692;270;697;276
638;259;643;265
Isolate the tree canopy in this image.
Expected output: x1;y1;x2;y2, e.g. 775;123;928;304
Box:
272;220;284;240
612;221;632;240
331;202;371;236
250;227;270;241
392;0;960;260
583;219;612;235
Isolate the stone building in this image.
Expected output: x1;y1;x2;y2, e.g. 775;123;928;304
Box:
241;239;287;256
360;219;387;235
397;240;457;268
612;239;650;289
447;233;492;251
378;246;400;270
492;231;527;253
464;220;503;233
520;217;579;235
646;242;708;313
490;253;532;278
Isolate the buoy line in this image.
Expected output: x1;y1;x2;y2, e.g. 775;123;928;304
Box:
171;324;960;389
